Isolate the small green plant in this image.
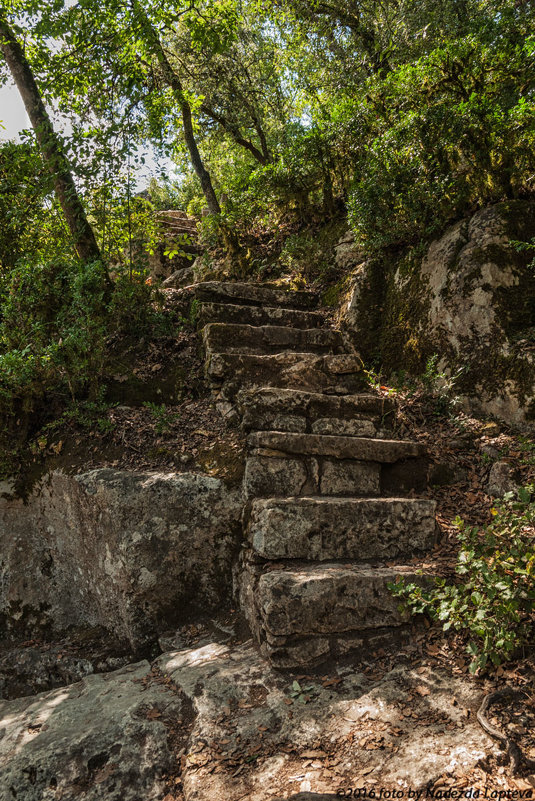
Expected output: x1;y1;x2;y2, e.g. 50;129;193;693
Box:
421;354;445;392
143;401;179;434
288;680;318;704
511;238;535;271
43;391;115;434
517;435;535;466
364;367;382;392
390;487;535;674
189;298;200;327
419;354;464;417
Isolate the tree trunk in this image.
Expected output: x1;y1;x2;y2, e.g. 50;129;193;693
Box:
200;102;270;166
180;100;222;214
130;0;221;215
0;15;101;263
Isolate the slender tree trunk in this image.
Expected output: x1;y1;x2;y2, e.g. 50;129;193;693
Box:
200;102;270;166
251;111;272;164
130;0;221;215
180;100;221;214
0;15;101;263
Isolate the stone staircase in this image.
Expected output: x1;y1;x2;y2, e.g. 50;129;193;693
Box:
190;280;437;669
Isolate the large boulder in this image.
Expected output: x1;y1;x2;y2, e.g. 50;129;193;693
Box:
342;201;535;427
0;469;242;648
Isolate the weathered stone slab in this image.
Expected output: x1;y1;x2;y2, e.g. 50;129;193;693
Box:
240;387;391;419
198;302;325;330
262;627;412;669
244;456;311;498
248;432;425;462
0;470;242;648
207;352;366;399
311;417;375;436
243;455;380;498
239;387;393;434
319;459;380;495
203;322;344;356
191;281;317;309
0;660;190;801
254;563;421;637
246;497;437;560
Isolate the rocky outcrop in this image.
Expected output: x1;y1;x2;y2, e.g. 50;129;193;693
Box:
155;642;497;801
341;201;535;427
0;641;498;801
0;660;191;801
0;470;242;648
486;460;519;497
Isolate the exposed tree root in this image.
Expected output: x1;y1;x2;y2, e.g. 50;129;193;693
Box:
477;687;535;776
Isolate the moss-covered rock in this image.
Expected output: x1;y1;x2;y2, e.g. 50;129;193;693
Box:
342;201;535;427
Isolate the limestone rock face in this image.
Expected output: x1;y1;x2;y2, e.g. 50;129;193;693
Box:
342;201;535;427
0;470;242;648
0;645;95;700
0;660;190;801
155;642;497;801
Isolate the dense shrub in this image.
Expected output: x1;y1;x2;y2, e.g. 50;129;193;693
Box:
391;488;535;673
347;33;535;249
0;258;168;417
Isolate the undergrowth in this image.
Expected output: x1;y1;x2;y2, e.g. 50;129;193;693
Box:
0;257;180;478
390;487;535;674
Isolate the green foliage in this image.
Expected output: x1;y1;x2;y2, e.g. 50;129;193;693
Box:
41;390;115;435
6;0;535;256
348;31;535;249
0;139;68;268
278;224;342;280
142;401;179;433
188;298;200;326
108;273;174;338
419;354;464;416
390;488;535;674
512;237;535;272
288;680;318;704
0;259;108;411
0;256;170;423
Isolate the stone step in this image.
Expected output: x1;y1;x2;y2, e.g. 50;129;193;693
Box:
246;496;437;561
248;431;424;462
191;281;317;310
238;387;395;436
244;452;381;498
197;302;325;330
245;433;428;498
206;352;366;400
239;561;426;668
203;323;345;356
